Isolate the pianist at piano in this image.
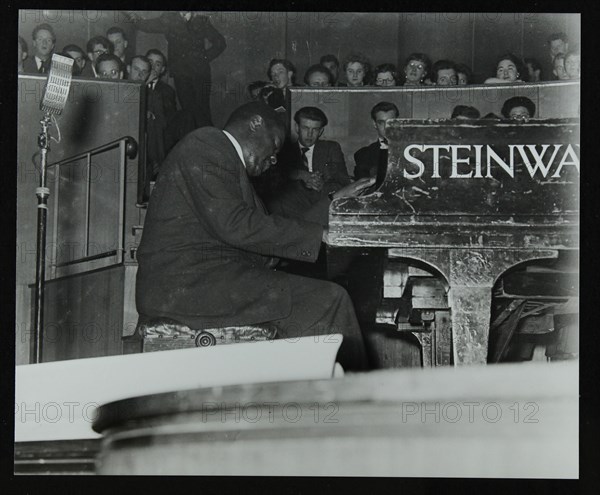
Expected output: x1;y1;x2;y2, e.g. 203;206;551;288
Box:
14;11;580;478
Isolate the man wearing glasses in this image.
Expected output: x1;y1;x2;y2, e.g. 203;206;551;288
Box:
86;36;113;78
95;53;123;80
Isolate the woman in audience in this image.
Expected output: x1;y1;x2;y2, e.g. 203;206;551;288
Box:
455;63;473;85
402;53;430;86
484;53;526;84
371;63;398;86
342;53;371;87
501;96;536;122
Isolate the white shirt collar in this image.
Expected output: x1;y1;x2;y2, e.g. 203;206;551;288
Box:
222;130;246;168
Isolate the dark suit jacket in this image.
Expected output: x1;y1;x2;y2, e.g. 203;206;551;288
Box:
22;56;50;74
280;139;351;195
152;80;178;121
134;13;226;78
136;127;323;329
354;141;387;179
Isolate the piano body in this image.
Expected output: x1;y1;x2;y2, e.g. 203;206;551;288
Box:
327;118;579;366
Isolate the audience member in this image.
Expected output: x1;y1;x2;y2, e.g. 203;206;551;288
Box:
246;81;272;101
95;53;123;80
564;51;580;80
126;11;227;128
342;53;371;87
304;64;333;87
451;105;480;120
18;36;28;73
481;112;502;120
524;57;543;82
146;48;193;153
455;63;472;85
87;36;112;77
484;53;525;84
402;53;430;86
106;27;129;67
372;64;397;86
62;44;88;77
23;23;56;74
552;53;569;80
431;60;458;85
547;32;569;65
320;54;341;85
354;102;399;180
501;96;535;121
269;107;351;220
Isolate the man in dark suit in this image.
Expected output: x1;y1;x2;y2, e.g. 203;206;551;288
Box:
136;102;374;370
22;23;55;74
146;48;195;153
125;11;226;128
354;102;399;180
267;107;351;221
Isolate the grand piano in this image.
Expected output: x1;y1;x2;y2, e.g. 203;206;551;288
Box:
327;118;579;366
289;82;580;367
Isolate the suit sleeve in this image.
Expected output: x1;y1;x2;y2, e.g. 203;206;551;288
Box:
353;149;369;179
175;139;323;263
133;14;168;33
194;16;227;62
328;142;352;189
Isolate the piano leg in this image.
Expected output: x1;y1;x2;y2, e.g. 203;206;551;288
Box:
447;248;560;365
449;285;493;365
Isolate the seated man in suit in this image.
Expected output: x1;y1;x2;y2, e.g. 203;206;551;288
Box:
267;107;352;223
353;102;399;180
136;101;374;370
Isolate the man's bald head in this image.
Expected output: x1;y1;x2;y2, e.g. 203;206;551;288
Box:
224;102;286;177
224;101;284;133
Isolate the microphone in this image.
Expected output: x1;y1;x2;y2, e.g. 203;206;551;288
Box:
40;54;74;115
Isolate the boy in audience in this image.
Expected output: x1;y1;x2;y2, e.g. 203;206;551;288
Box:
564;51;580;80
95;53;123;80
268;107;351;219
501;96;536;122
303;64;333;87
23;23;55;74
354;102;399;179
18;36;28;73
106;27;129;67
455;63;472;85
320;54;341;86
62;44;89;77
552;53;569;80
431;60;458;86
451;105;480;120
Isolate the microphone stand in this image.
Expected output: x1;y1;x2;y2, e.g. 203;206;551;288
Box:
33;113;52;364
30;53;73;364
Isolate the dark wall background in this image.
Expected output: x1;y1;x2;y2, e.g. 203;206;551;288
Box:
18;10;580;127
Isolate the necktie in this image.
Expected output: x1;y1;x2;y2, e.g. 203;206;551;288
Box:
379;138;389;149
38;60;47;74
300;147;309;170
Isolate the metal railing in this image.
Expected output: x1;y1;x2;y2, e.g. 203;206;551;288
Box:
46;136;137;278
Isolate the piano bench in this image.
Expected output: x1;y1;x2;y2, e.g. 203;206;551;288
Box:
122;317;277;354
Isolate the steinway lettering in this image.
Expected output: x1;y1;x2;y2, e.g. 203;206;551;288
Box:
403;144;580;179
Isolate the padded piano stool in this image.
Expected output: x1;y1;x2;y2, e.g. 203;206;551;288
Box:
122;316;277;354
